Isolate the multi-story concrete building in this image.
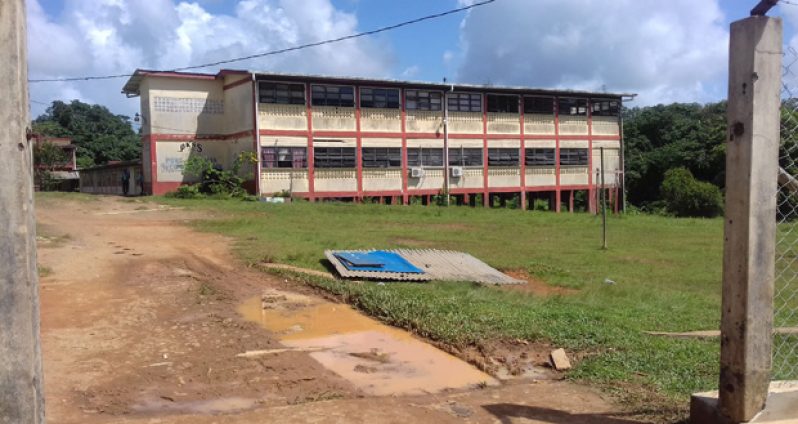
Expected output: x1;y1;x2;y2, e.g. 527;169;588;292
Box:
122;69;631;211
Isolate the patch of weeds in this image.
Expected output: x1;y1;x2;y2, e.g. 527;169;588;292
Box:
37;265;53;278
289;391;344;405
526;261;583;289
196;281;229;304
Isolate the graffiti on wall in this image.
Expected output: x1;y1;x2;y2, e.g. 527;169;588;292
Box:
159;156;186;174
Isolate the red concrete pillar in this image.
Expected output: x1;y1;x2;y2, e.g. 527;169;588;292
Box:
569;190;574;213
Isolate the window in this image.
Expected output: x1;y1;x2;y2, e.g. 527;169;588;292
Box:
559;148;588;165
558;98;588;116
258;82;305;105
524;97;554;115
261;147;307;169
488;148;519;166
407;148;443;167
360;88;400;109
311;85;354;107
362;147;401;168
448;148;483;166
487;94;519;113
405;90;442;111
447;93;482;112
314;147;356;168
525;148;555;166
591;99;620;116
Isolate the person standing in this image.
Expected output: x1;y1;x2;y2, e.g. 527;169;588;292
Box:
121;168;130;196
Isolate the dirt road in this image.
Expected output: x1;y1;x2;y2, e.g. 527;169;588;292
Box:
36;195;641;423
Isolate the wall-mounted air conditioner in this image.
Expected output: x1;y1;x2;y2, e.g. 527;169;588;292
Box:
410;167;425;178
450;167;463;178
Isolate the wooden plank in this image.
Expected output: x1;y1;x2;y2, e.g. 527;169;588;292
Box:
719;15;781;423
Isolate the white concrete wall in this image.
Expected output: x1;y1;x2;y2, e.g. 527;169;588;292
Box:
314;169;357;192
524;114;555;135
260;169;309;195
155;137;252;183
558;115;588;135
146;77;226;136
405;110;443;133
486;112;521;134
223;76;254;134
258;104;308;131
361;108;401;132
312;106;356;132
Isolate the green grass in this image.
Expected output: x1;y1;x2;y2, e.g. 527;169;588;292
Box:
156;198;727;415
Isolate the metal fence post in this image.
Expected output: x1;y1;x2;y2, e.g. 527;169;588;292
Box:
0;0;45;422
719;15;781;422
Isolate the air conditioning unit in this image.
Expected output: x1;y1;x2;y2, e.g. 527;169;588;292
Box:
410;167;425;178
450;167;463;178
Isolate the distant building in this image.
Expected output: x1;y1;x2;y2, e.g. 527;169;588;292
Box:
79;160;143;196
32;135;79;191
122;69;631;211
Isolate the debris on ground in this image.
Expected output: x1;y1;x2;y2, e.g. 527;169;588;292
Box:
549;348;572;371
326;249;523;285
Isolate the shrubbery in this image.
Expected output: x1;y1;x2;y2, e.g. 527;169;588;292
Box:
168;152;256;199
660;167;723;217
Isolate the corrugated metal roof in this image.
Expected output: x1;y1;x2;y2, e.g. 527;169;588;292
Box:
121;68;636;99
325;249;523;285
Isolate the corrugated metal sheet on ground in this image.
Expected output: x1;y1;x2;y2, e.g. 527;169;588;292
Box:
333;250;424;274
325;249;523;285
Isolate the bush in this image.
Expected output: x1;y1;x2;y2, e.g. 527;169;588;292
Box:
176;152;256;199
661;167;723;217
167;184;203;199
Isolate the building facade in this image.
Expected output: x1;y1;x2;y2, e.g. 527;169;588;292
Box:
122;69;630;211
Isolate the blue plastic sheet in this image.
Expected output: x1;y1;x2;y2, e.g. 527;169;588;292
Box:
333;250;425;274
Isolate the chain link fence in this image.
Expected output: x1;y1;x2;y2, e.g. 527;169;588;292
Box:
775;45;798;381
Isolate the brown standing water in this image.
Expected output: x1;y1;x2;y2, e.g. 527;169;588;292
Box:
238;290;498;396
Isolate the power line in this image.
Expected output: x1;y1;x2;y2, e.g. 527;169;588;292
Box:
780;0;798;6
28;0;496;84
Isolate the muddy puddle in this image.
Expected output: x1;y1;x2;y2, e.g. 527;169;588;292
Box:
238;290;498;396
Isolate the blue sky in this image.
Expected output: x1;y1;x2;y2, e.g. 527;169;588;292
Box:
28;0;798;117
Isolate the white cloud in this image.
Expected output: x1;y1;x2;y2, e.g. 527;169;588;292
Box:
454;0;729;105
27;0;393;118
401;65;420;79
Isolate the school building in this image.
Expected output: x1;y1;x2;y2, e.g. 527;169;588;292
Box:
121;69;632;212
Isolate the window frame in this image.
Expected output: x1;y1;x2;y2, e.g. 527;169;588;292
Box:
558;98;588;116
359;86;401;109
487;148;520;166
559;148;589;166
260;146;308;169
407;147;444;167
311;84;355;108
524;148;555;166
590;99;620;117
405;89;444;112
447;92;482;113
448;147;483;167
313;146;357;168
486;94;519;114
523;96;554;115
257;81;306;105
361;147;402;168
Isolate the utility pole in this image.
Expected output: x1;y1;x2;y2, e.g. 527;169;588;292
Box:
0;1;46;422
600;147;607;249
443;79;451;206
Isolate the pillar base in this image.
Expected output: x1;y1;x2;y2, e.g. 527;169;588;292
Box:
691;381;798;423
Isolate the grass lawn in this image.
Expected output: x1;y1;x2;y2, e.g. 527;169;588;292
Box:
155;197;731;417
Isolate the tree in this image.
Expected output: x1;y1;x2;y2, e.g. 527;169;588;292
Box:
661;167;723;218
33;142;67;191
623;102;727;209
32;100;140;168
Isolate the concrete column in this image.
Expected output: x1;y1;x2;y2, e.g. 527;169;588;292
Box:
0;1;45;422
718;15;781;423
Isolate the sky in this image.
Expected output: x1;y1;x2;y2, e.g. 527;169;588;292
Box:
26;0;798;120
